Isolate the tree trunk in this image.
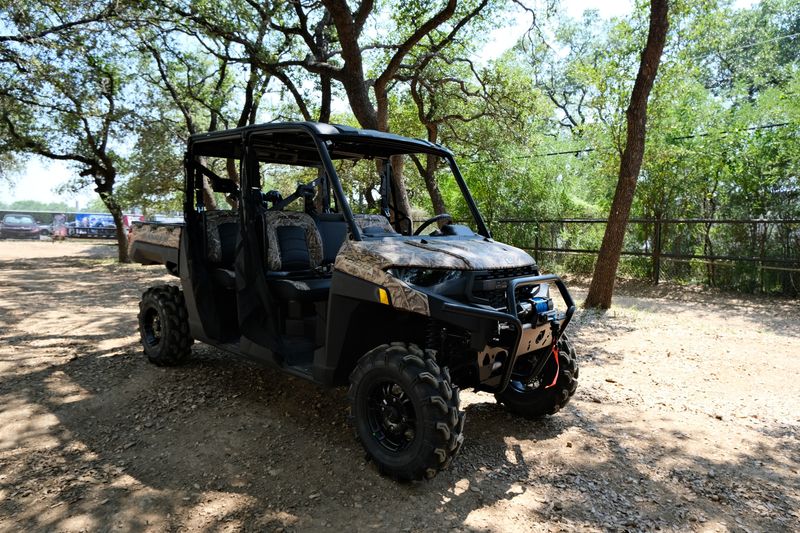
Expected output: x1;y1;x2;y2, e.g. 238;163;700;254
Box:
195;156;218;210
201;177;218;210
424;155;447;216
422;125;447;216
224;158;240;209
584;0;669;309
319;75;332;123
703;222;715;286
95;175;129;263
321;0;456;221
702;172;719;286
363;187;376;210
390;155;413;234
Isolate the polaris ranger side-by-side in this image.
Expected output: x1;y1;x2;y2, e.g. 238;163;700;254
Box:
130;122;578;481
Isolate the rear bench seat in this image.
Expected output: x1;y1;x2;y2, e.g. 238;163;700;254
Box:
204;210;239;289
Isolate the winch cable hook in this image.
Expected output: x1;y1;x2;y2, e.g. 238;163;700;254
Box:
544;320;560;389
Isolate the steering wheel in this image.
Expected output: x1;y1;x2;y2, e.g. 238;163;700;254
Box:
413;213;453;236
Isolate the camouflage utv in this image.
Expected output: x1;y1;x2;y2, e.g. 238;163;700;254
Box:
130;122;578;481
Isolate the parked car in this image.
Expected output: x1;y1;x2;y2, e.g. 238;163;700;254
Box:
38;222;53;237
0;214;41;240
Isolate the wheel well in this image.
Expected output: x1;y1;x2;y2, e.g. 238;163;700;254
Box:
331;301;429;385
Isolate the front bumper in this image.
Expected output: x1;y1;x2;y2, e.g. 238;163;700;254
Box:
428;274;576;393
0;228;40;238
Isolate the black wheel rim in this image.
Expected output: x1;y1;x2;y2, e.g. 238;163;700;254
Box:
142;307;163;348
366;380;417;452
508;353;557;394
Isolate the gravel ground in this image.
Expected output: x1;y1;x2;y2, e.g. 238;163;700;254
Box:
1;240;798;532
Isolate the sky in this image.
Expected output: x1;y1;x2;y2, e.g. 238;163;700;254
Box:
0;0;695;209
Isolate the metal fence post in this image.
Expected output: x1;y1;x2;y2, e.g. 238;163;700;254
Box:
653;218;662;285
534;222;540;263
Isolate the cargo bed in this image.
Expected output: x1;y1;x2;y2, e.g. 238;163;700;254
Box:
129;221;182;274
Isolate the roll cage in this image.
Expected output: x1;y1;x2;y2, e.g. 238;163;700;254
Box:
184;121;491;238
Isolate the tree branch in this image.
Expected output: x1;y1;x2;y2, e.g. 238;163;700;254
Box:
374;0;457;93
0;4;117;43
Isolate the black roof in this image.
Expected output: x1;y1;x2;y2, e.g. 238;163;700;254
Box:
187;121;451;158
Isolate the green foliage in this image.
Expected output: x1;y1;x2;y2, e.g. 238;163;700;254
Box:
0;152;22;183
0;199;71;212
0;1;133;194
497;0;798;293
1;0;797;288
85;197;111;213
117;111;184;214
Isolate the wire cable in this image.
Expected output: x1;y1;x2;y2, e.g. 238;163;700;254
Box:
459;121;795;164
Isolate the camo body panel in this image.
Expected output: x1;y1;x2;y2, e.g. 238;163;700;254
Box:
336;236;535;271
263;211;324;270
204;210;238;263
335;239;430;315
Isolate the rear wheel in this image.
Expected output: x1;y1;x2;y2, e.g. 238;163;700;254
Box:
138;285;193;366
495;335;579;419
348;342;464;481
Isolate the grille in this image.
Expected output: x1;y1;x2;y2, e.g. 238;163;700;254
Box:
473;288;508;309
472;265;538;310
473;265;538;281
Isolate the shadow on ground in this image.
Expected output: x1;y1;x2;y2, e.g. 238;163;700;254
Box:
2;345;797;531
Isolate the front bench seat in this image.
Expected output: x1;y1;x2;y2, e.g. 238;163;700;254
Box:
315;212;349;264
353;213;396;235
268;277;331;301
263;211;329;301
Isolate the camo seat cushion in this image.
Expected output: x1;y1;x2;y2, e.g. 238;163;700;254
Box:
353;214;396;234
263;211;324;271
204;210;239;264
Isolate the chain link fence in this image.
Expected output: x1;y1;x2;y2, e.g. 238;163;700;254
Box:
490;218;800;296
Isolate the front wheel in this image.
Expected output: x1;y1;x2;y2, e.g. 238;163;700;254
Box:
348;342;465;481
495;334;579;419
138;285;193;366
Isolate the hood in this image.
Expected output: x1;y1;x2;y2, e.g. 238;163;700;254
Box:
335;236;536;273
333;236;535;316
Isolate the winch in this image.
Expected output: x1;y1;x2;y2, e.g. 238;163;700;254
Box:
516;284;557;326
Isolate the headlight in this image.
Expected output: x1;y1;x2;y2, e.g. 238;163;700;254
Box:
387;268;463;287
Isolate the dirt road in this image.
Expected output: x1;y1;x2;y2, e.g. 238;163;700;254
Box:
1;240;798;532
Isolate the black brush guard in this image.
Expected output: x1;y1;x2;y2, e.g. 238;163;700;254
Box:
440;274;576;393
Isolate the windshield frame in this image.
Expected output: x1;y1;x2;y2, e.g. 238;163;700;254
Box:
317;135;491;239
